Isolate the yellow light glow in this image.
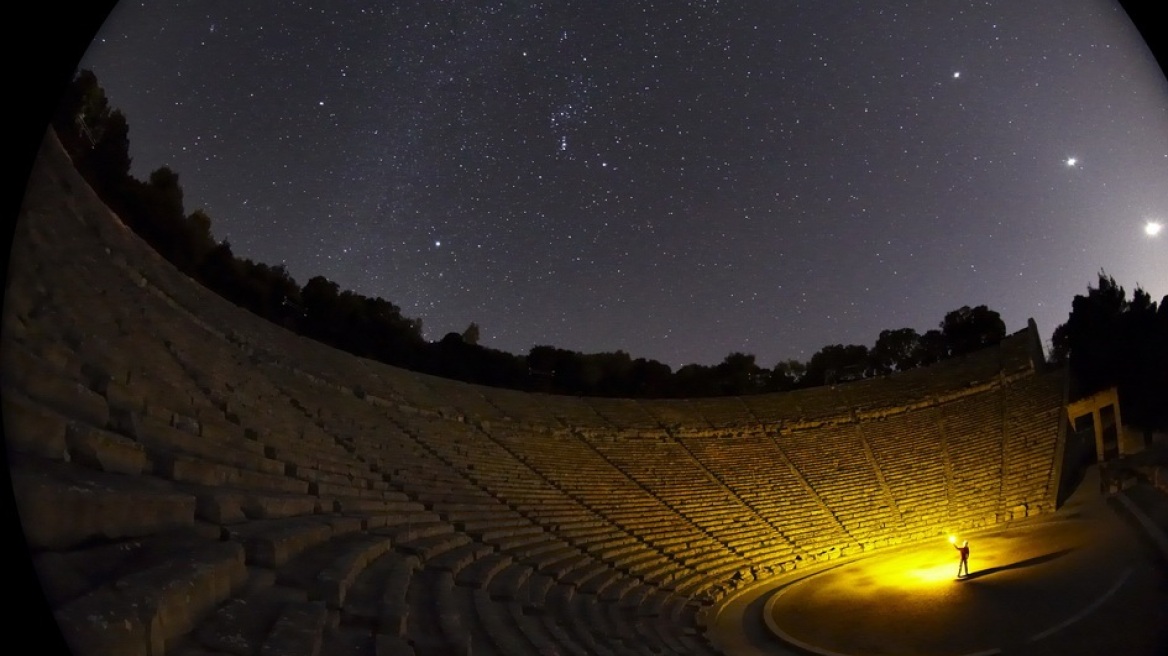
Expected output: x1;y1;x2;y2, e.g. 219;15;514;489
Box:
905;562;959;584
948;535;957;544
857;550;963;591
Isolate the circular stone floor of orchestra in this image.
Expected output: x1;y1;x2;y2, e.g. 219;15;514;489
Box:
707;467;1168;656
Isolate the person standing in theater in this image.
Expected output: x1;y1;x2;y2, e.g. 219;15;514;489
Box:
955;539;970;578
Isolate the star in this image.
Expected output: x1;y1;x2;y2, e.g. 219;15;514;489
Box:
71;1;1168;370
1146;221;1163;237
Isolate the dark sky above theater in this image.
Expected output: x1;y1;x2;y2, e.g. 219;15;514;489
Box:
75;1;1166;368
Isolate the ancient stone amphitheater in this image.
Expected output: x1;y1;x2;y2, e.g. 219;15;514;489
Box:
5;132;1067;655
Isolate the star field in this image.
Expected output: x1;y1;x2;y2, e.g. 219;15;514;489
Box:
75;1;1167;368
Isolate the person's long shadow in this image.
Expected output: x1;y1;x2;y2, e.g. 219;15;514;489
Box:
963;548;1076;581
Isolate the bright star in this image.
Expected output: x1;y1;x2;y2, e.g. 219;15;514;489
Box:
1065;157;1077;167
953;71;960;79
1146;221;1163;237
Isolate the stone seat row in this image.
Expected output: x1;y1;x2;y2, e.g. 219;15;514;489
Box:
13;424;717;656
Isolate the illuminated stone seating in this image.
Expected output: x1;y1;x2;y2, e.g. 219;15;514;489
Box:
999;373;1066;517
738;388;806;424
583;431;777;564
587;397;664;429
6;132;1068;655
861;407;950;534
680;397;758;428
779;424;902;548
423;375;509;423
941;392;1008;527
639;398;709;428
476;385;566;426
679;429;851;564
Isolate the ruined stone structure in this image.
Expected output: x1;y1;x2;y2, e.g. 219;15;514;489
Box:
4;132;1067;655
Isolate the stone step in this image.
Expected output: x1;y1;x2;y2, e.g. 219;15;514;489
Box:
427;540;494;575
488;531;561;554
33;531;221;608
472;589;534;655
159;453;310;495
11;458;196;551
332;496;425;515
522;544;584;572
376;555;421;638
314;535;394;609
486;562;533;601
521;573;556;614
559;559;612;589
128;411;287;478
454;515;533;533
0;390;71;462
454;552;514;589
1;354;110;428
478;524;547;543
408;570;471;656
546;584;615;656
541;552;597;582
54;541;247;656
259;600;329;656
372;518;452;544
398;532;473;561
185;485;322;524
598;575;641;604
194;585;307;655
224;516;351;569
507;599;564;655
537;588;597;656
340;551;416;626
578;566;627;598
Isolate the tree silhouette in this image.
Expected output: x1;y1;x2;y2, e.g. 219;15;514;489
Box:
712;352;764;395
767;359;806;392
869;328;922;375
803;344;870;387
1052;273;1167;429
939;305;1006;358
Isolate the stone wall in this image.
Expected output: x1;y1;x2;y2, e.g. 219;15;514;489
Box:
3;131;1065;656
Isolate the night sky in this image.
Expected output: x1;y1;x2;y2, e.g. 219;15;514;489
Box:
69;1;1167;368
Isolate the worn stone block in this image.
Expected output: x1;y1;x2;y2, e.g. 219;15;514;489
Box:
1;392;70;460
11;465;196;550
259;600;328;656
66;422;148;474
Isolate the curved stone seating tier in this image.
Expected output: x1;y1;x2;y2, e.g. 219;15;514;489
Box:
475;385;571;428
940;391;1011;527
632;398;707;429
998;372;1066;518
680;429;853;565
586;398;666;430
581;432;794;567
861;407;951;532
6;132;1065;655
667;397;754;429
778;423;904;549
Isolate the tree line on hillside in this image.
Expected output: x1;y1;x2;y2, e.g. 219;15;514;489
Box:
47;71;1167;422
